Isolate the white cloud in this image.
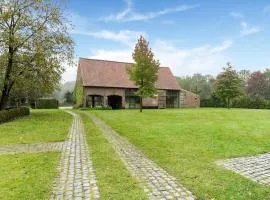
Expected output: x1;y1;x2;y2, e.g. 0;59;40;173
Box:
228;12;262;37
61;59;78;83
88;39;233;77
210;40;233;53
90;50;133;63
72;30;146;46
104;0;133;22
240;21;261;36
102;0;199;22
153;40;233;75
229;12;244;19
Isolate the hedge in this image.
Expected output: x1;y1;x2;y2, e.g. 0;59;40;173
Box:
0;107;30;124
232;96;270;109
201;95;270;109
79;106;112;110
36;98;59;109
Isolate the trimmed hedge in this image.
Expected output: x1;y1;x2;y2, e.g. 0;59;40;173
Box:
36;98;59;109
200;98;224;108
0;107;30;124
201;95;270;109
79;106;112;111
232;96;270;109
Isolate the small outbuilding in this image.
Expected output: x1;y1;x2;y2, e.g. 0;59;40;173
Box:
75;58;200;109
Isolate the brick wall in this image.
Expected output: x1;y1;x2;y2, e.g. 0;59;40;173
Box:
142;97;158;107
84;87;200;108
179;89;200;108
84;87;125;107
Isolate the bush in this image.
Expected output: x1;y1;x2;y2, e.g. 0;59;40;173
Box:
201;95;270;109
0;107;30;124
36;98;59;109
79;106;112;110
232;95;270;109
200;97;224;108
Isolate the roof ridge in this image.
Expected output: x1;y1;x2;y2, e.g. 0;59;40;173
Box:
79;57;169;68
79;57;134;65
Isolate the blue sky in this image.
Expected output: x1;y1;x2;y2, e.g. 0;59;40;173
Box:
62;0;270;82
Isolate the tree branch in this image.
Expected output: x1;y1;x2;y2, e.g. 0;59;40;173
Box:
14;12;52;51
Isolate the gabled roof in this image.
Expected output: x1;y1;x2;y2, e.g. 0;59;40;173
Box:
78;58;181;90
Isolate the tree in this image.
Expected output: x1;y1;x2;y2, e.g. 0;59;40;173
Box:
177;74;215;100
0;0;74;110
247;71;268;98
263;69;270;100
128;36;160;112
214;63;243;109
64;90;73;104
238;69;251;83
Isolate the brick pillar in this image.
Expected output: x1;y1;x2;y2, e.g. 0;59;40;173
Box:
83;95;87;107
103;96;108;107
122;95;125;109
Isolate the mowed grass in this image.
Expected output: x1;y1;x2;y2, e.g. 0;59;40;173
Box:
92;108;270;200
0;109;72;144
79;111;148;200
0;152;59;200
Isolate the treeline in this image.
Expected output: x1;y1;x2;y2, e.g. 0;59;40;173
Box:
176;63;270;109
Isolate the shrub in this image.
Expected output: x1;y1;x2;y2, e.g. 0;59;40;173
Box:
36;98;59;109
0;107;30;124
200;97;224;107
79;106;112;110
73;80;84;108
232;95;270;109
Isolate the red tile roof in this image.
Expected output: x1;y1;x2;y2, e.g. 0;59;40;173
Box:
78;58;181;90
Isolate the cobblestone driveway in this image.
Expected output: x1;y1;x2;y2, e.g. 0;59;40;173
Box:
50;111;99;200
217;153;270;185
88;113;195;200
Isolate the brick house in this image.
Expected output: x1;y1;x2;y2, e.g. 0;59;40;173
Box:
76;58;200;109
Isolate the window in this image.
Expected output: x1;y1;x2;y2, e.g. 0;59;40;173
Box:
93;96;103;107
87;95;103;107
125;89;139;108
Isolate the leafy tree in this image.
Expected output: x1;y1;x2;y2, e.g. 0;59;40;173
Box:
0;0;74;110
214;63;243;109
176;74;215;100
247;71;268;98
64;90;73;104
264;69;270;100
238;69;251;83
238;69;250;90
128;36;160;112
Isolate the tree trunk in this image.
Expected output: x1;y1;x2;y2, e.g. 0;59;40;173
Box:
140;96;142;112
0;48;14;110
0;90;9;110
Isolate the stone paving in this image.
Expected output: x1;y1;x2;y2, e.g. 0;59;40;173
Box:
0;142;64;155
50;111;100;200
217;153;270;185
88;113;195;200
0;111;100;199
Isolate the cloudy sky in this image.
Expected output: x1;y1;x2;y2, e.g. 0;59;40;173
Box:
62;0;270;82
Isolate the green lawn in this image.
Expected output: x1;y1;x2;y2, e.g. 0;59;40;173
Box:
91;108;270;200
79;111;147;200
0;109;72;199
0;152;59;200
0;109;72;144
